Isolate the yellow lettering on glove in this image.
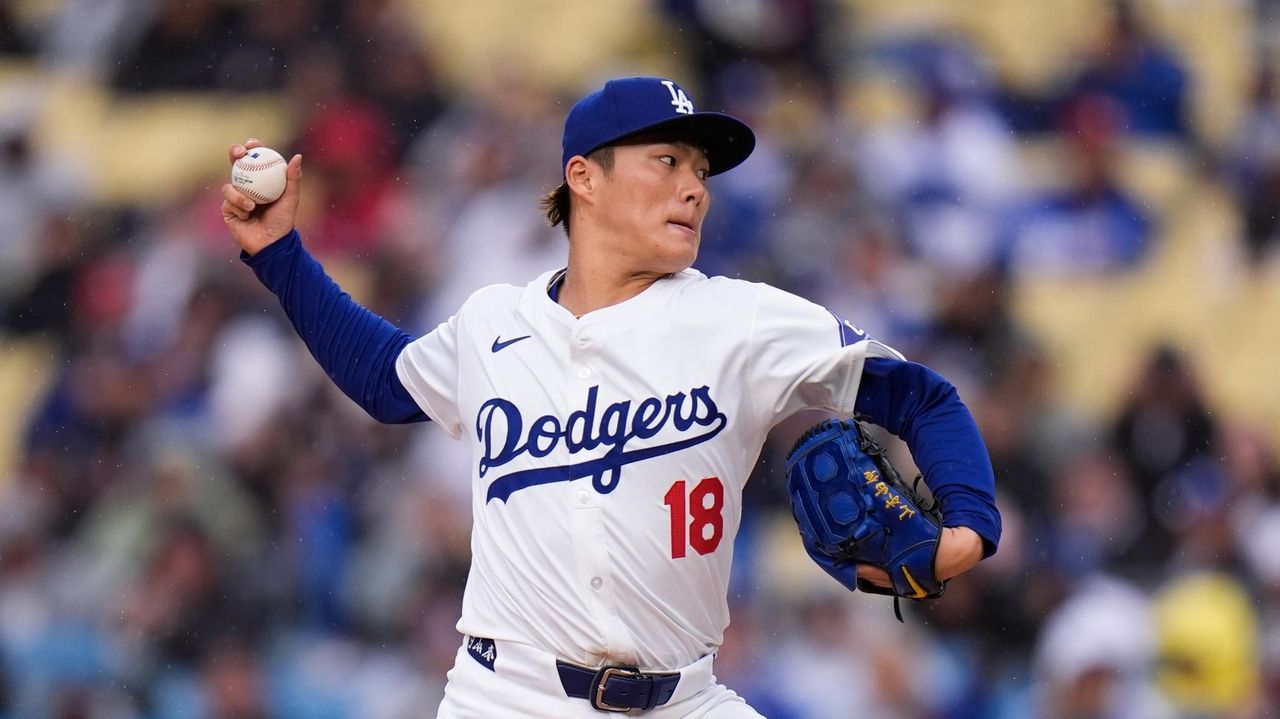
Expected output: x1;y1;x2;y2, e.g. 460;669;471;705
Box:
863;470;879;484
873;482;889;498
898;506;917;521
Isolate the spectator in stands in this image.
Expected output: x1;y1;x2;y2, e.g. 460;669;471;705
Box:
0;0;35;55
112;0;236;92
1046;451;1143;577
1060;0;1191;137
1153;572;1264;717
195;634;270;719
809;214;937;355
858;35;1023;273
356;29;446;159
1000;94;1154;277
1233;63;1280;264
0;104;87;302
976;343;1091;526
658;0;839;108
294;100;403;257
216;0;316;92
1;215;85;344
712;601;803;719
115;520;242;669
1237;495;1280;712
925;268;1028;388
403;73;566;320
773;593;929;719
1031;577;1172;719
1111;345;1218;566
768;147;873;289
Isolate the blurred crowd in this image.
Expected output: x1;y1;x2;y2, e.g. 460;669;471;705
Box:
2;0;1279;717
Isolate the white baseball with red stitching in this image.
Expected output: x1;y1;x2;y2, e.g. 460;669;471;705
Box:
231;147;287;204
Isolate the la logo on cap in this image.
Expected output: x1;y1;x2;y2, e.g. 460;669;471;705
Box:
661;80;694;115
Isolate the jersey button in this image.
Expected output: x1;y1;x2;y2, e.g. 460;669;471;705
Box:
576;335;590;346
575;366;592;380
590;577;603;590
578;490;590;505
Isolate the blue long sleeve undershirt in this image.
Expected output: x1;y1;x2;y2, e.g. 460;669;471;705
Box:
242;229;427;424
245;231;999;554
855;358;1002;557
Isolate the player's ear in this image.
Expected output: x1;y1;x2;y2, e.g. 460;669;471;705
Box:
565;155;596;203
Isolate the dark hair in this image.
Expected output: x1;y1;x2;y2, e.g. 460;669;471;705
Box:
540;146;614;237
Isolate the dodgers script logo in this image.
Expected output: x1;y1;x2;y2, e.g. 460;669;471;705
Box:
477;385;727;502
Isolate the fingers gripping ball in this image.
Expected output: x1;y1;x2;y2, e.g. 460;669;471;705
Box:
231;147;287;204
786;419;946;606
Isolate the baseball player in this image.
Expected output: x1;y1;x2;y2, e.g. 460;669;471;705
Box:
220;77;1001;717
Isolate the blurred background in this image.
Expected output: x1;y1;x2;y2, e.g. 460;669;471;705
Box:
1;0;1278;717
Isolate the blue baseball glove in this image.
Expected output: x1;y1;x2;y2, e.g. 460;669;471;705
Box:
785;419;946;615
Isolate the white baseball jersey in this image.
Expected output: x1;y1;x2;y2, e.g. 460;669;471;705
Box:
395;267;902;671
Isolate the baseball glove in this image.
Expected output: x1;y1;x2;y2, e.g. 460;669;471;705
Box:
785;418;945;618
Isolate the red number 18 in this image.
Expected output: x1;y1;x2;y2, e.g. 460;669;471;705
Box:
663;476;725;559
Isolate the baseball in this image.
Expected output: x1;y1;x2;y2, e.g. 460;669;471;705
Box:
231;146;287;204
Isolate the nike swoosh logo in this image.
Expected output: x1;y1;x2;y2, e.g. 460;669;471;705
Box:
901;566;930;599
491;335;532;353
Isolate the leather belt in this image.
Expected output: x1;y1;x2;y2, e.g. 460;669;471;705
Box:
555;661;681;713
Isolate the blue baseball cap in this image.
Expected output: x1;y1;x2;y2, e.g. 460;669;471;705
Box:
561;77;755;177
